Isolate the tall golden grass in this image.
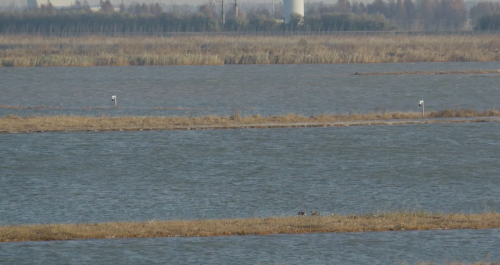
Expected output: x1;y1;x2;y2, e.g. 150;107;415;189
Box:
1;35;500;67
1;109;499;133
1;212;500;242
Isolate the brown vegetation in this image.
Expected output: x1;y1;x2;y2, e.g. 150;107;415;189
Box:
1;212;500;242
1;35;500;67
354;70;500;75
0;105;50;109
1;109;499;133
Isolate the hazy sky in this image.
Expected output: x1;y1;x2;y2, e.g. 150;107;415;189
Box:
1;0;343;7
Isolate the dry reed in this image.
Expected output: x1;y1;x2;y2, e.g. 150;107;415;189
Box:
1;212;500;242
0;109;499;133
1;35;500;67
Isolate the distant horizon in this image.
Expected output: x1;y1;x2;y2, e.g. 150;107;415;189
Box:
0;0;493;8
2;0;362;8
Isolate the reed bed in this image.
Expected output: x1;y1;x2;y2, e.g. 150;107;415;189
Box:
1;35;500;67
354;70;500;75
1;109;499;133
1;212;500;242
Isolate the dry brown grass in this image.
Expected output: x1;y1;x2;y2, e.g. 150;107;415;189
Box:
0;105;50;109
1;212;500;242
354;70;500;75
1;35;500;67
1;109;499;133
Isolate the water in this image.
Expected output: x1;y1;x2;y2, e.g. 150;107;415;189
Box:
1;62;500;117
2;62;500;263
1;122;500;225
1;229;499;264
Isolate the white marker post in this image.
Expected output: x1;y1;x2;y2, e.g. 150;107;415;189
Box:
419;100;424;118
112;95;117;107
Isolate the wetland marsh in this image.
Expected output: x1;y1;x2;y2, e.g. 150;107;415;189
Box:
2;62;500;264
1;35;500;67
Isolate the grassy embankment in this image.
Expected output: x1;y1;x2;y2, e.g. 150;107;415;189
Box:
1;109;500;133
1;212;500;242
0;35;500;67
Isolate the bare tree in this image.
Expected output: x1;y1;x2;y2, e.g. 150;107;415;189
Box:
394;0;407;28
334;0;351;13
417;0;434;30
119;2;126;13
74;0;82;10
404;0;416;29
199;4;213;18
41;1;56;14
150;3;163;16
82;0;91;12
100;0;114;13
367;0;389;18
440;0;466;30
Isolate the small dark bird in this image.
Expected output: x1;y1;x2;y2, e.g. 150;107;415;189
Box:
298;211;306;216
311;211;320;216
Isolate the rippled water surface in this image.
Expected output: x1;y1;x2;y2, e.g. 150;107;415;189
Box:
1;229;499;264
1;62;500;117
1;122;500;225
2;63;500;264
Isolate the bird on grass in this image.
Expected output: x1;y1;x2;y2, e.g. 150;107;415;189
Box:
311;211;320;216
297;211;306;216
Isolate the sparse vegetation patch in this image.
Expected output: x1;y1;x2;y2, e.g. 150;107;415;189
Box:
1;109;499;133
2;212;500;243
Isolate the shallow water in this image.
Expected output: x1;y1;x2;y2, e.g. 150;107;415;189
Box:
1;122;500;225
1;62;500;117
1;229;499;264
2;62;500;263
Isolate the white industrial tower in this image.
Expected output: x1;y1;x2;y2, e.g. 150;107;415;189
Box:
283;0;304;23
234;0;238;17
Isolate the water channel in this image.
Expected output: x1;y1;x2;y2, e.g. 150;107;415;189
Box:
1;62;499;117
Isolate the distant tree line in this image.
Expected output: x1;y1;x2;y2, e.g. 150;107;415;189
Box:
0;0;499;34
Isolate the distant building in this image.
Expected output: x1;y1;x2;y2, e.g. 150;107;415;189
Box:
27;0;75;9
283;0;304;23
89;6;121;12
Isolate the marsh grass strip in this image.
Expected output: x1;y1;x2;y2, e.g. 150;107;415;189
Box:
2;212;500;242
1;109;500;133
